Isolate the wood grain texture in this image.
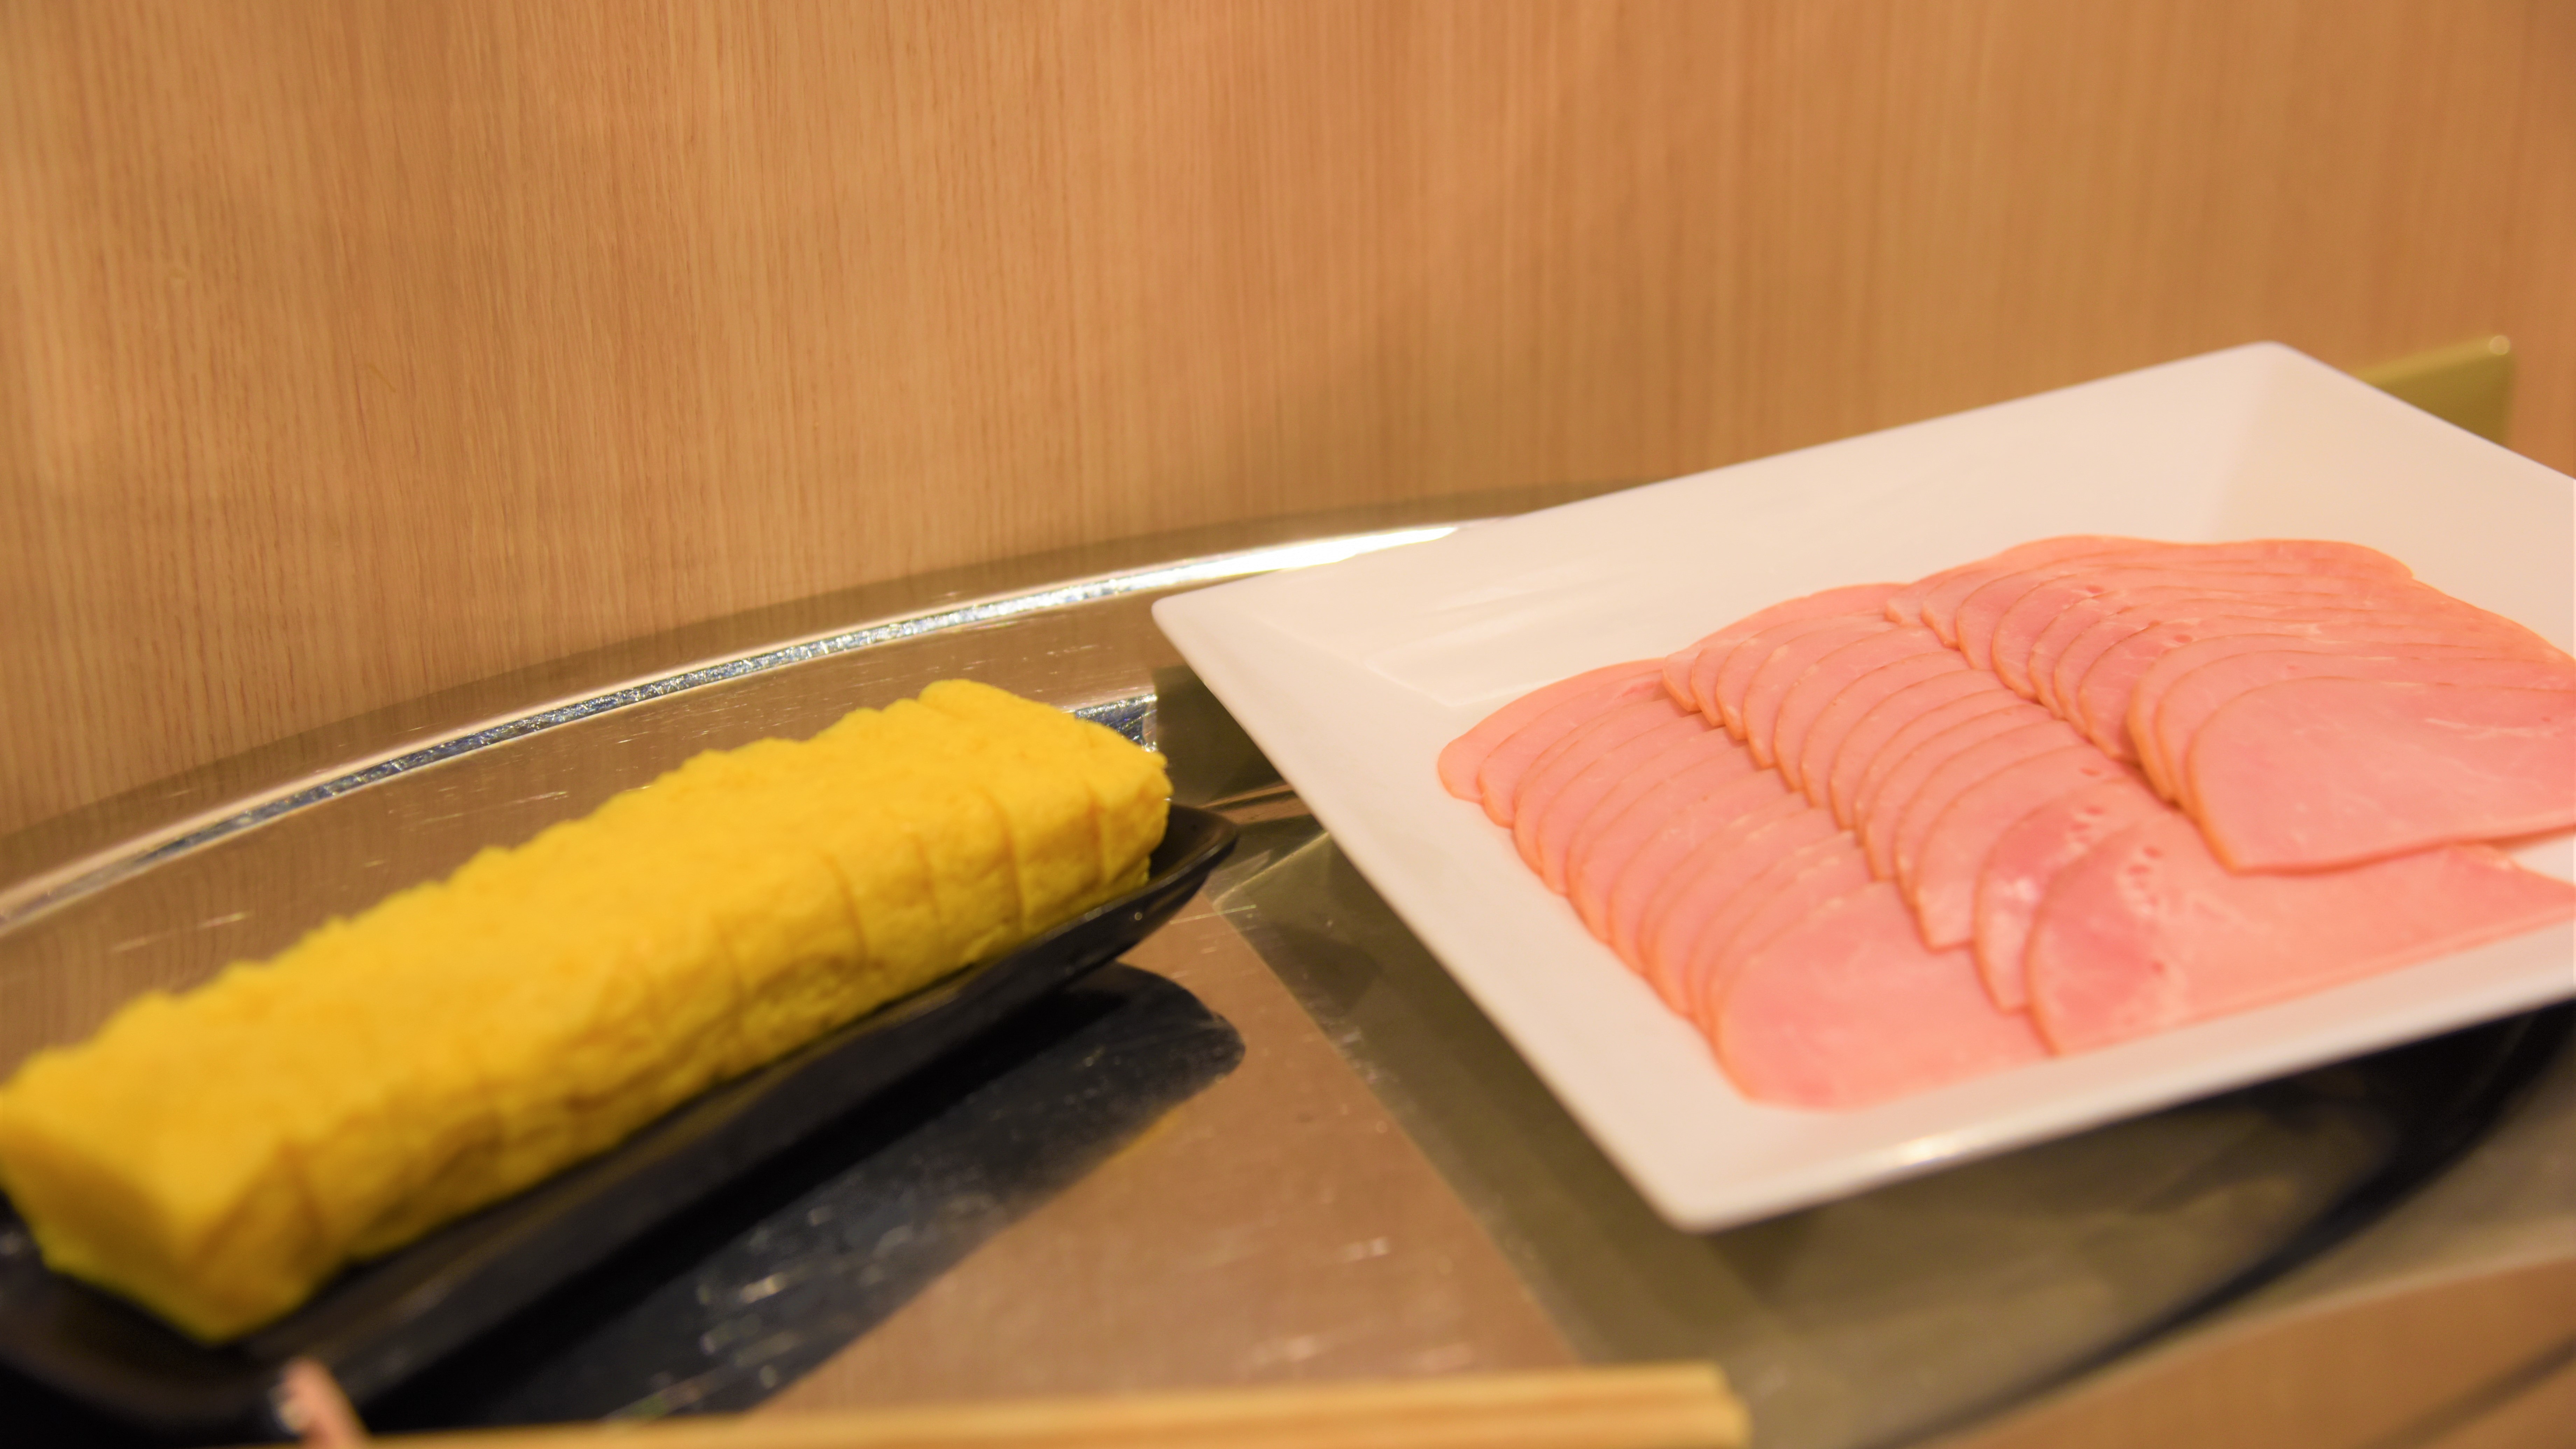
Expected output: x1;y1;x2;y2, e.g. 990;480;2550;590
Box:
4;0;2570;839
363;1365;1745;1449
1932;1257;2576;1449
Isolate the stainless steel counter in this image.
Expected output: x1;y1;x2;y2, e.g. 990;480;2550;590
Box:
2;489;2567;1447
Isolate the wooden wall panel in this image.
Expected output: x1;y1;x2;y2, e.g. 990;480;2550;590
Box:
2;0;2569;839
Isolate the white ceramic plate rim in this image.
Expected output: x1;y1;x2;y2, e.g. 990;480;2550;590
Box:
1153;342;2576;1231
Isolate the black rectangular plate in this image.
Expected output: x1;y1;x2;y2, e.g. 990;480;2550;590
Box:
0;805;1238;1437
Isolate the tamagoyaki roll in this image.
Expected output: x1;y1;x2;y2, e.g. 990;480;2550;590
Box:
0;681;1168;1341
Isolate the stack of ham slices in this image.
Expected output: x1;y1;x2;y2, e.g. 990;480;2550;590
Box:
1437;537;2576;1110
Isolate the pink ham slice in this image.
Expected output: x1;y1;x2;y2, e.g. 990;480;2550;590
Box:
1506;697;1692;847
1446;537;2575;1111
1515;703;1708;888
1887;719;2094;894
1991;558;2415;694
1504;694;1689;843
2030;579;2455;712
1795;650;1973;806
1573;760;1780;942
2073;610;2559;763
1854;706;2055;875
1598;777;1802;961
1768;627;1952;795
1694;613;1886;735
1652;828;1856;1005
2186;679;2576;870
1951;541;2406;672
1681;839;1875;1035
1562;733;1758;916
1937;541;2359;665
1827;674;2025;826
1662;583;1904;714
1736;616;1900;766
1439;660;1665;802
1996;573;2412;701
1633;805;1840;1002
2027;814;2576;1052
2147;652;2576;817
1898;536;2149;642
1714;884;2050;1108
1473;668;1670;825
2045;598;2506;728
2014;578;2432;710
2046;607;2235;718
1955;554;2204;670
2123;628;2572;797
1973;779;2169;1010
1909;747;2137;954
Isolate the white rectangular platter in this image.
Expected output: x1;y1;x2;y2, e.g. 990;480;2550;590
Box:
1153;343;2576;1231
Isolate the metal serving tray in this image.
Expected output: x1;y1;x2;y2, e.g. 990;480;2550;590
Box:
0;808;1235;1436
1;485;2567;1448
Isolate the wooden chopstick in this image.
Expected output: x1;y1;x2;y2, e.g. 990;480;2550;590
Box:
293;1363;1746;1449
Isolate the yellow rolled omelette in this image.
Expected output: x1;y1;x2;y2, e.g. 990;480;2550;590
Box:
0;680;1170;1342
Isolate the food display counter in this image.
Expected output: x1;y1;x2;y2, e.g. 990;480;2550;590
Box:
1;484;2567;1448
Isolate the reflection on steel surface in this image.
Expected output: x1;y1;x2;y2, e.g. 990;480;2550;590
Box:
0;527;1451;933
1069;695;1156;749
365;967;1245;1427
1211;825;2576;1449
